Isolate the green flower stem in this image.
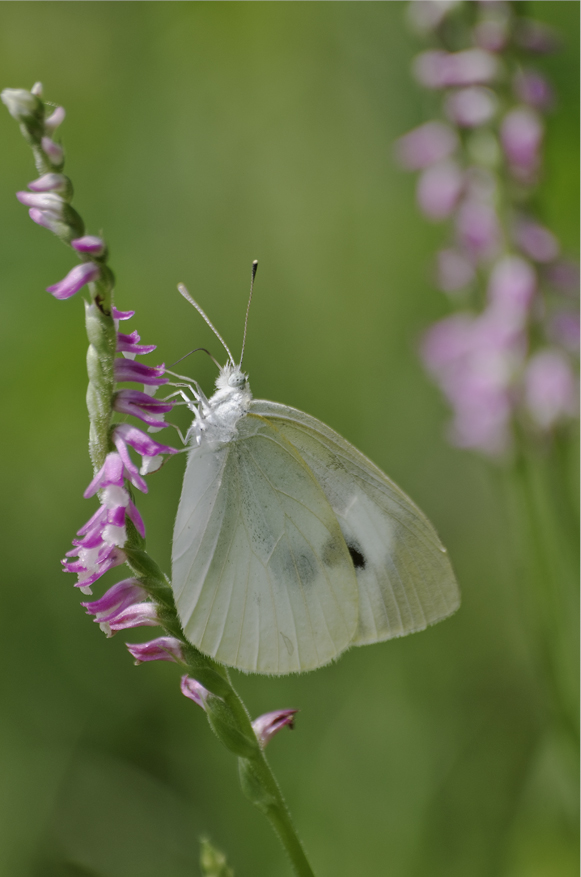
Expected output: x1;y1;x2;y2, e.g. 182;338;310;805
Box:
503;447;579;745
124;545;316;877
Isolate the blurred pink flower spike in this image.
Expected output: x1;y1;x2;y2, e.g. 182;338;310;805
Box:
181;675;211;710
126;636;184;665
46;261;100;300
252;709;299;749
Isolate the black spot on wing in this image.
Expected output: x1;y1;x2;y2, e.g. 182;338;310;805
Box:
347;543;366;570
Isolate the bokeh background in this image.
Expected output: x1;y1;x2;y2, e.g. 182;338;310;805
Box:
0;3;578;876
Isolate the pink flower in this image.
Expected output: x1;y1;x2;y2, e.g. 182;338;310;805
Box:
252;709;298;749
181;675;212;709
416;161;464;220
113;389;174;428
444;87;497;128
126;636;184;665
71;235;106;256
514;219;559;264
487;256;536;328
81;578;148;635
46;261;100;300
500;107;543;180
413;49;499;89
395;121;458;170
524;350;578;429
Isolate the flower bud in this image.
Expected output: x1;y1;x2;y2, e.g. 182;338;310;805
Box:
1;87;42;122
252;709;298;749
41;136;64;167
44;106;66;135
28;173;71;195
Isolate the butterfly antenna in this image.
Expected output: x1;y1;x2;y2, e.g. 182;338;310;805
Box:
239;260;258;367
170;347;222;370
177;284;235;365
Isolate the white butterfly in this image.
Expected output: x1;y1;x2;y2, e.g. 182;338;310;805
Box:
171;269;459;675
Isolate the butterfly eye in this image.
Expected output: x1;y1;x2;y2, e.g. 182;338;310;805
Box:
229;373;245;388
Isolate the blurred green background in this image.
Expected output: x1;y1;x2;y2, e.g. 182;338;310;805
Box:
0;3;578;876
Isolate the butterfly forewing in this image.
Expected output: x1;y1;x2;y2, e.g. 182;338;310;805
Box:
172;413;359;674
250;401;460;645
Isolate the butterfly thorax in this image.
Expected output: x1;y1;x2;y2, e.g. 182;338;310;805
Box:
189;363;252;447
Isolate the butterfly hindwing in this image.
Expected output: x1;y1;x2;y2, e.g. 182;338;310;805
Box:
250;400;460;645
172;412;359;674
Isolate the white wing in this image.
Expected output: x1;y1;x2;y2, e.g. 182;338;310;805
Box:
172;413;358;674
250;400;460;645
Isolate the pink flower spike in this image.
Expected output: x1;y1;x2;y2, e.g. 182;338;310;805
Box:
127;500;146;538
114;423;178;457
28;173;68;193
113;389;174;428
181;675;211;710
71;235;106;256
126;636;184;665
252;709;298;749
114;359;168;386
44;105;66;134
112;434;148;493
117;331;157;357
81;578;147;620
112;307;135;321
395;121;458;170
84;452;125;498
41;136;64;166
47;262;100;300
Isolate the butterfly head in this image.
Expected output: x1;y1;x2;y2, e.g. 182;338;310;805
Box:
215;362;250;394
